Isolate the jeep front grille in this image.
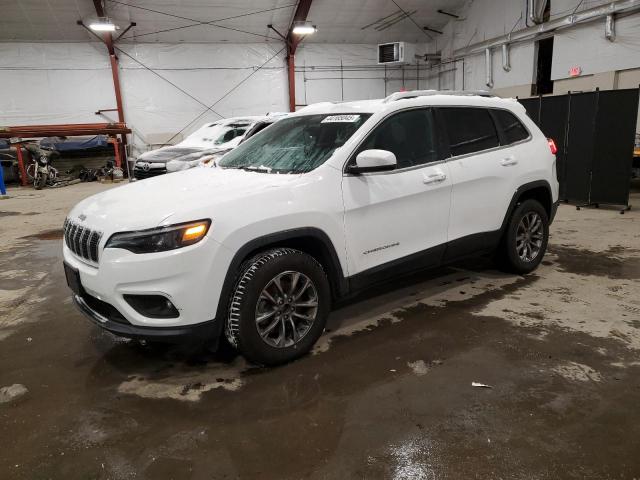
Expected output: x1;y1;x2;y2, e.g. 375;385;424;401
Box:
63;218;103;263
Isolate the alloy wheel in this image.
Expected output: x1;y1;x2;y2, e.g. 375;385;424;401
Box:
516;211;544;262
255;271;319;348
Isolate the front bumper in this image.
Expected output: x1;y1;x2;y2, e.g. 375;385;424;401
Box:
63;233;234;334
73;294;219;341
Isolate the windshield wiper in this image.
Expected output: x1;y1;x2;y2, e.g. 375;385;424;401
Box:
238;165;273;173
222;165;299;174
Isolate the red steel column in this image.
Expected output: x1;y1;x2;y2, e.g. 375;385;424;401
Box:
15;144;28;187
285;0;313;113
110;55;125;124
287;52;296;112
94;0;127;163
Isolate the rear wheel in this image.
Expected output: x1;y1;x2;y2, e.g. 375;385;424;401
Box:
225;248;330;366
497;199;549;274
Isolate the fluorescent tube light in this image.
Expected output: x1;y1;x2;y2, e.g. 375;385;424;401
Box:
292;21;317;35
89;19;116;32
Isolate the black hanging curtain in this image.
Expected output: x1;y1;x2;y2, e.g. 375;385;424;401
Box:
519;88;639;207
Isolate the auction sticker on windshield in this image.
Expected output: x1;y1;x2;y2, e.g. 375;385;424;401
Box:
321;114;361;123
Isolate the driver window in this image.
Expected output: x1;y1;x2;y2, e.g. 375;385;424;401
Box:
356;108;438;169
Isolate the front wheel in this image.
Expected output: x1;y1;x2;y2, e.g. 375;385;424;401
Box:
25;163;36;182
497;199;549;274
225;248;330;366
34;172;46;190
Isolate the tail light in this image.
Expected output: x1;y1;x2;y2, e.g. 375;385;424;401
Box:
547;138;558;155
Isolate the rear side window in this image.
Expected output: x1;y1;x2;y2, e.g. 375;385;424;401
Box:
440;108;499;156
492;109;529;144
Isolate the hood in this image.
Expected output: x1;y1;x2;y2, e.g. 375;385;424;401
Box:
137;146;211;164
68;167;301;233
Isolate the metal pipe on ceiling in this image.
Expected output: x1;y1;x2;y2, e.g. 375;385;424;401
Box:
454;0;640;57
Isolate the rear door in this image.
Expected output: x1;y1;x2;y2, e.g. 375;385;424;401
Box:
440;107;525;252
342;108;451;280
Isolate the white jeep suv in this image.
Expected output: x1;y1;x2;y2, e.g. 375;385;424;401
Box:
63;90;559;365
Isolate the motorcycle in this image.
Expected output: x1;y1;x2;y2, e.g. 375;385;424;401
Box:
23;140;60;190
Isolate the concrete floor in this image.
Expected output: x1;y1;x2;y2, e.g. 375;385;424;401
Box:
1;183;639;479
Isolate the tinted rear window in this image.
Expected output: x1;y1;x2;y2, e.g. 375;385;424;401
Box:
492;109;529;144
440;108;499;156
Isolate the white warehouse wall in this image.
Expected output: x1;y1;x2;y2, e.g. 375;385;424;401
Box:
0;41;442;152
0;43;115;125
434;0;640;99
435;0;536;96
0;41;434;153
0;42;288;152
294;43;436;106
551;0;640;91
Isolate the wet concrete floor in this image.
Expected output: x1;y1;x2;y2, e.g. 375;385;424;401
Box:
1;185;640;479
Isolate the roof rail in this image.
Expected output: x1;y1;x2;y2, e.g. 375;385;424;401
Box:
383;89;495;103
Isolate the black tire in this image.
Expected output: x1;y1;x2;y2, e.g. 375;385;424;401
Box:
497;199;549;274
34;173;46;190
225;248;331;366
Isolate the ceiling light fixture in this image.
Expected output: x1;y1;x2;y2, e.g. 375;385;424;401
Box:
89;17;117;32
292;21;317;35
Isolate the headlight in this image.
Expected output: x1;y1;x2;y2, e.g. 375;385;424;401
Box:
198;153;224;168
105;220;211;254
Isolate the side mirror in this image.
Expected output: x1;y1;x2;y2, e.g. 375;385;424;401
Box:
347;149;397;174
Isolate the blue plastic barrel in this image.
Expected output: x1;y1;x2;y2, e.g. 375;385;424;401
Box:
0;162;6;195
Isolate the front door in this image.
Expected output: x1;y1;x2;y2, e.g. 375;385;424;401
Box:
341;108;452;281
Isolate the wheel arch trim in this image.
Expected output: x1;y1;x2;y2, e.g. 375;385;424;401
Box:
500;180;553;234
215;227;347;322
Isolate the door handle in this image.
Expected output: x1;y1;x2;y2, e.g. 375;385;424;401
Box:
501;157;518;166
423;172;447;185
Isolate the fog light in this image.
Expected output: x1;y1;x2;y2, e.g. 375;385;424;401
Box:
123;294;179;319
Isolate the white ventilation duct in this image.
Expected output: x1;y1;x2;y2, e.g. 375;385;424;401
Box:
605;14;616;41
528;0;548;24
502;43;511;71
485;48;494;88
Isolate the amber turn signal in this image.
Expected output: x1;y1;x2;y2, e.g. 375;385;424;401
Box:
182;223;208;242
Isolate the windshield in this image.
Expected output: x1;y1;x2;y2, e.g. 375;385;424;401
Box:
218;113;371;173
213;123;249;145
180;121;253;148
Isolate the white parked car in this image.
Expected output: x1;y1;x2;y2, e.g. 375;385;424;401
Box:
133;115;282;179
63;90;559;365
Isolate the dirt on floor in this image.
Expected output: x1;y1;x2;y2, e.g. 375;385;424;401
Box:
1;183;639;479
